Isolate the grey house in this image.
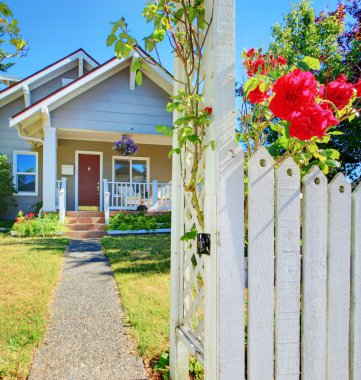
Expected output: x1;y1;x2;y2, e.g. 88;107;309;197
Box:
0;49;173;220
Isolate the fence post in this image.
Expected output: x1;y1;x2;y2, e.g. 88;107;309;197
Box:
103;179;110;224
61;177;67;212
351;183;361;379
58;189;65;224
152;180;159;211
203;0;244;378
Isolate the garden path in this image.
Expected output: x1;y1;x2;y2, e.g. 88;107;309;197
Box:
29;239;146;380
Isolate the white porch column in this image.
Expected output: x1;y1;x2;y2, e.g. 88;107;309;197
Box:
42;107;57;211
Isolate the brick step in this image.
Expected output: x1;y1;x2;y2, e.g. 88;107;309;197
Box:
65;223;107;231
66;217;106;224
66;211;104;218
65;230;107;239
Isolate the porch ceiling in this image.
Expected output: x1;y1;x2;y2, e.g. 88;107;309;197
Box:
56;128;172;145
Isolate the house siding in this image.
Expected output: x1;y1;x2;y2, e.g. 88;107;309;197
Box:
31;67;79;104
0;97;42;219
51;69;172;135
57;139;172;211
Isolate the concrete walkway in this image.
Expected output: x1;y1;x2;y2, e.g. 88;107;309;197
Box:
29;239;146;380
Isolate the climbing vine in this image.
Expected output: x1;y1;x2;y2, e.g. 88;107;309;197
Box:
107;0;214;234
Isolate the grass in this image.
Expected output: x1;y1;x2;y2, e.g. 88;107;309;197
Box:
0;235;68;379
101;234;171;359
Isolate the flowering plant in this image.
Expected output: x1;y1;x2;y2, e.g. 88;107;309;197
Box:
113;134;138;156
14;210;34;223
239;48;361;174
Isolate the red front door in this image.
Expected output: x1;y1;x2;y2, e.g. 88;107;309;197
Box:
78;154;100;208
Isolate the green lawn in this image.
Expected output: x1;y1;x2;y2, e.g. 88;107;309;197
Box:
0;235;68;380
101;234;171;359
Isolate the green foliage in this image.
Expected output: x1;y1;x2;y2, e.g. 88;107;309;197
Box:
269;0;343;81
107;212;171;231
0;154;16;217
11;213;64;237
153;352;170;379
267;0;361;180
189;356;204;379
0;2;27;72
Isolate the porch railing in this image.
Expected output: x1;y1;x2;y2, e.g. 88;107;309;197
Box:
56;178;67;224
103;179;171;213
55;178;67;210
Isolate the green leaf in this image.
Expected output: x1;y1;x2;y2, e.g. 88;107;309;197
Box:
187;134;199;143
284;122;290;139
302;56;320;70
135;71;143;86
180;228;197;241
210;140;216;151
328;130;344;135
243;77;260;96
296;60;310;71
324;159;341;168
106;34;117;46
168;148;181;157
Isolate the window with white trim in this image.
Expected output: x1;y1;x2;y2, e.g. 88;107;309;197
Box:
113;157;149;184
13;151;38;195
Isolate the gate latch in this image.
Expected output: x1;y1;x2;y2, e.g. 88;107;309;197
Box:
197;233;211;256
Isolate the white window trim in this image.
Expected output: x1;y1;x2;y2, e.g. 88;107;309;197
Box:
75;151;103;211
112;156;150;184
13;151;38;196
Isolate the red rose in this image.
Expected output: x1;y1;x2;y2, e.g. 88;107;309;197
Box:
269;69;317;120
246;48;256;58
355;80;361;97
247;85;270;104
319;74;354;110
277;56;287;65
247;58;267;77
289;104;339;140
204;107;213;114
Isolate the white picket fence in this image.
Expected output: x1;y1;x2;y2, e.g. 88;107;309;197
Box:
171;147;361;379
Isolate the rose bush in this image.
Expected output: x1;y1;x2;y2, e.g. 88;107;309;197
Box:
239;48;361;174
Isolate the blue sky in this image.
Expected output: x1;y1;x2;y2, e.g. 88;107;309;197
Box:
7;0;339;82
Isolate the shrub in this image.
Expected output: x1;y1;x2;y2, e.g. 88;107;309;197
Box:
11;211;64;237
107;212;171;231
0;154;16;217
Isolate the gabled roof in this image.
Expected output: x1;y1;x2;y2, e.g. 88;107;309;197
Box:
0;48;99;107
9;53;173;129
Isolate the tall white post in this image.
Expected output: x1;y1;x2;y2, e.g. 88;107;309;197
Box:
203;0;244;379
152;180;159;210
42;107;57;212
103;179;110;224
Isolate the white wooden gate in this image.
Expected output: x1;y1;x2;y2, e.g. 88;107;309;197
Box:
169;1;361;379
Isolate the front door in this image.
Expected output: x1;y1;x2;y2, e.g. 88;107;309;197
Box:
78;153;100;210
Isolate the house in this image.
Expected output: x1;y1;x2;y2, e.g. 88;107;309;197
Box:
0;49;173;222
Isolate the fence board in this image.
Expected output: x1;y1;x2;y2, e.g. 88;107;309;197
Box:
351;183;361;380
248;147;274;380
301;166;328;380
327;174;351;380
275;158;301;380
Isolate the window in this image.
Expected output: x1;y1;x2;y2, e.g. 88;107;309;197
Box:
13;151;38;195
112;157;149;184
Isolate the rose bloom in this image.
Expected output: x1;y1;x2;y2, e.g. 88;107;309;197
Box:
246;48;256;57
204;107;213;114
355;79;361;97
277;56;287;65
247;85;270;104
246;57;267;77
269;69;317;120
289;104;339;140
319;74;354;110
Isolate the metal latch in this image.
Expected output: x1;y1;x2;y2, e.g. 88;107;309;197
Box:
197;233;211;256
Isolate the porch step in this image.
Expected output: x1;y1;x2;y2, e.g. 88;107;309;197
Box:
66;211;104;217
64;211;107;239
66;217;106;224
66;230;107;239
65;223;106;231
